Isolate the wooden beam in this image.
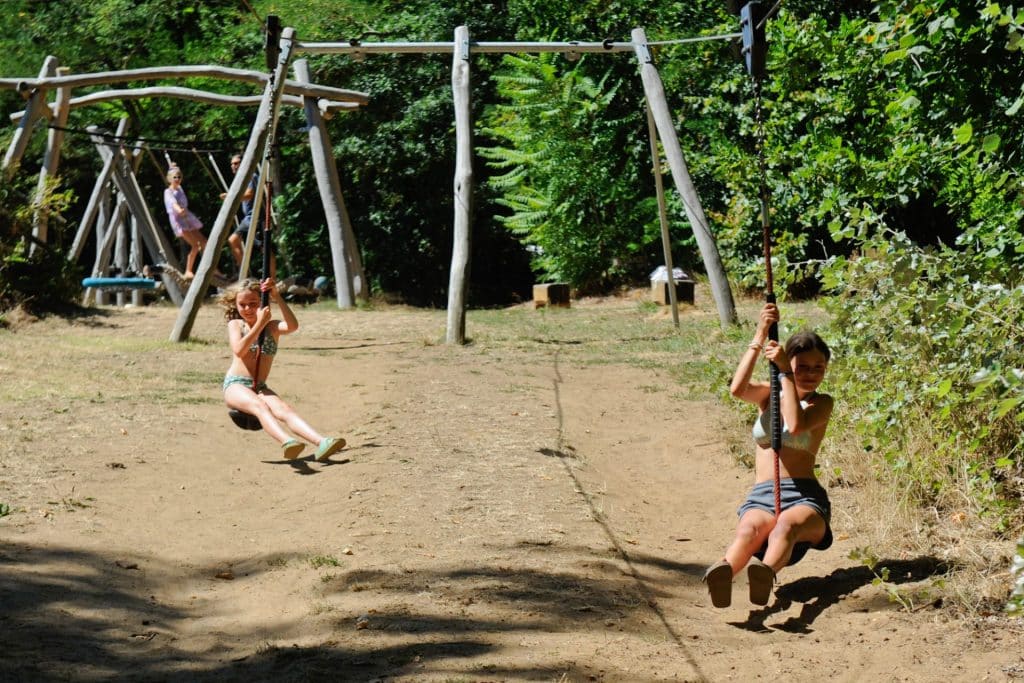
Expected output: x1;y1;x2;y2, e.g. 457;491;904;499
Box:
631;28;737;329
68;118;129;262
294;59;363;308
0;65;369;104
446;26;473;345
169;28;297;342
296;40;638;55
11;88;360;122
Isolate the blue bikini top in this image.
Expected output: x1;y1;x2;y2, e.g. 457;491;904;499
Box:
240;323;278;357
752;395;814;452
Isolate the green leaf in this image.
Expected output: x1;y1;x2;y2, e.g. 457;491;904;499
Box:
953;122;973;144
994;397;1023;419
882;48;908;65
982;133;1001;153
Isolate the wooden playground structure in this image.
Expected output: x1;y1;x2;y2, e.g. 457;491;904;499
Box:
2;19;742;343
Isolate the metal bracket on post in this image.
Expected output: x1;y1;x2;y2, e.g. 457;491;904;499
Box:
634;40;653;65
740;1;768;79
459;37;471;61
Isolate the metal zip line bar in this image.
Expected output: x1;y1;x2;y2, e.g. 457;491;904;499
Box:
297;40;635;55
295;33;741;56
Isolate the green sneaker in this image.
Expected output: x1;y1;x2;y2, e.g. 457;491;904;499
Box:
314;436;346;462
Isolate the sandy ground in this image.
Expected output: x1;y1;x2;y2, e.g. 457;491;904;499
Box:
1;294;1023;682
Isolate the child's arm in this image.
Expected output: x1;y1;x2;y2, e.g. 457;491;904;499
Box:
767;346;834;434
265;279;299;335
730;303;776;405
227;313;271;357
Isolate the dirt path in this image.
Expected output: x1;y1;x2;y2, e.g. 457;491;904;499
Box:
1;298;1022;681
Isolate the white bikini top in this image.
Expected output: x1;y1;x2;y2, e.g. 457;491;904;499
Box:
752;395;815;452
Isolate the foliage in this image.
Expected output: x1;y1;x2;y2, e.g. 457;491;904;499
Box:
822;228;1024;533
0;174;81;315
1009;537;1024;615
479;53;651;291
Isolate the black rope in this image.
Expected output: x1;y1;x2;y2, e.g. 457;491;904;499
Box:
46;123;245;154
756;0;784;31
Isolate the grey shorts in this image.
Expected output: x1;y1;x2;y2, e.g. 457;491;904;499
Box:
738;478;833;565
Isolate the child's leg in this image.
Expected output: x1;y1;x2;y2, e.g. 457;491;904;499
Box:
225;386;292;443
760;505;827;573
724;509;775;575
261;393;325;445
182;231;202;277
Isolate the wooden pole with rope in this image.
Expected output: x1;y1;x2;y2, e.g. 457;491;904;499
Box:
741;1;782;517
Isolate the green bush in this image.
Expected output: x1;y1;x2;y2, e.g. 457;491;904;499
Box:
0;174;82;316
822;229;1024;534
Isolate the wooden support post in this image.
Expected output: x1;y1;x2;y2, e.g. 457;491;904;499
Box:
31;65;71;253
446;25;473;345
293;59;364;308
130;215;144;306
645;100;680;328
86;195;126;306
169;27;297;342
3;56;56;178
631;28;737;329
114;210;129;307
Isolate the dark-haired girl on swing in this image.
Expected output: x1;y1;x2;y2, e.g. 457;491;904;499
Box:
220;278;346;461
704;302;834;608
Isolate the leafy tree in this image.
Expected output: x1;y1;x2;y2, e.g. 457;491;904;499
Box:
479;53;649;291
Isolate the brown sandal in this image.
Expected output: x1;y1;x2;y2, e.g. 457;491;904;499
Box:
747;558;775;606
702;560;733;608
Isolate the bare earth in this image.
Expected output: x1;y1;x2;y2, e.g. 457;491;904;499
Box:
1;294;1022;682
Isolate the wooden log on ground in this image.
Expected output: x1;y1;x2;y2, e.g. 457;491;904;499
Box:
533;283;571;308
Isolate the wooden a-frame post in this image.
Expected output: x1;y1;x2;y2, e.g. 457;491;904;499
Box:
31;64;71;254
631;28;737;329
3;56;56;178
169;27;297;342
88;125;184;305
294;58;366;307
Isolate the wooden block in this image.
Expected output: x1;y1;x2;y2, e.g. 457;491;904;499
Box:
533;283;570;308
651;279;694;305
